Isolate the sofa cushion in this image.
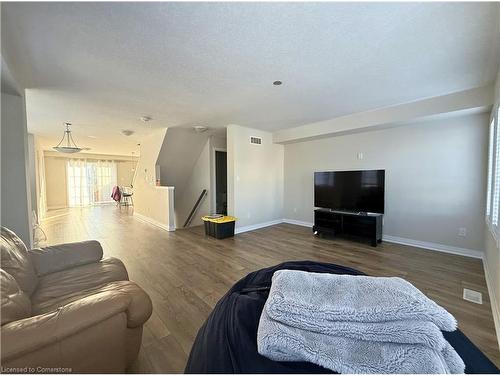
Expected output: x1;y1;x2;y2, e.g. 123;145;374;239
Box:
1;269;31;325
32;257;129;315
30;281;152;328
30;240;103;276
1;227;38;295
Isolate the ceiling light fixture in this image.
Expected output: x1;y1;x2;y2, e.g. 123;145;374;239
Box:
121;129;135;136
273;80;282;86
193;125;208;133
53;123;89;153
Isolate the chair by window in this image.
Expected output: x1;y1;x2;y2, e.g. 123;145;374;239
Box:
120;186;134;206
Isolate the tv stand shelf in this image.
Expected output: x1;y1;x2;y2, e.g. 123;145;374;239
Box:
313;208;383;247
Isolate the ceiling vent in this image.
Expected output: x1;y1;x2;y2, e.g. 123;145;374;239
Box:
463;288;482;304
250;136;262;145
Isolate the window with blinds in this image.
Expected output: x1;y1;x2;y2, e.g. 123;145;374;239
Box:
486;119;495;217
67;159;117;207
492;122;500;225
487;104;500;232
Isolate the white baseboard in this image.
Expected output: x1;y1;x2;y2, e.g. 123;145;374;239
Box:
382;235;483;259
235;219;284;234
134;212;175;232
248;219;483;259
483;258;500;350
47;205;67;210
282;219;313;227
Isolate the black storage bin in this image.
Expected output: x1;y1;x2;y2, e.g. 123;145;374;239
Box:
202;216;236;239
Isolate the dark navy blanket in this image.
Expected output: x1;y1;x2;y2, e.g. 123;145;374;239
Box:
185;261;499;374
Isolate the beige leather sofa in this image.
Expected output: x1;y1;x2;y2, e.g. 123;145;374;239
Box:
1;227;153;373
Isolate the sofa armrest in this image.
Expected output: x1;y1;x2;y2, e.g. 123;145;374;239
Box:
29;240;103;276
1;282;152;362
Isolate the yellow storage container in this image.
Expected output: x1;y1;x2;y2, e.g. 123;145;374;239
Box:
202;216;236;239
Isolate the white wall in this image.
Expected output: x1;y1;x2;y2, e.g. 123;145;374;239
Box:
227;124;284;230
134;128;175;231
27;133;37;214
174;135;228;228
175;139;211;227
44;156;68;209
157;127;211;189
495;70;500;101
1;92;32;246
283;113;488;253
34;136;47;219
117;160;137;187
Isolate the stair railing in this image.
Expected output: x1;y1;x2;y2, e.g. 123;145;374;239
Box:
183;189;208;228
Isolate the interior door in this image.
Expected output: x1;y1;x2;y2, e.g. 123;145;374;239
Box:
215;151;227;215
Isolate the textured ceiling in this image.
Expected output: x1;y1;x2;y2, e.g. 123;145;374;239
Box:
2;2;499;155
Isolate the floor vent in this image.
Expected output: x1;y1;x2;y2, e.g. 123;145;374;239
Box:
462;288;482;304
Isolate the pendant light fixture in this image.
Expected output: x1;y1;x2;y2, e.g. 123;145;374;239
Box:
53;122;88;153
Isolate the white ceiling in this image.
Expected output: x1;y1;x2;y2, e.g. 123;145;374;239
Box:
2;2;499;155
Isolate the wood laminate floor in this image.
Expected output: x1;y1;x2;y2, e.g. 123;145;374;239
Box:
39;206;500;372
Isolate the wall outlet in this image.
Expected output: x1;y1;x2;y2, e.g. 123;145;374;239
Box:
357;152;364;160
458;227;467;237
293;207;297;213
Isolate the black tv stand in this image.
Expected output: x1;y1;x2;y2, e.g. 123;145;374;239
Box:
313;208;383;247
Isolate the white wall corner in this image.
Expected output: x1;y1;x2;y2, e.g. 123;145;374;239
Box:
282;218;314;227
482;257;500;350
234;219;284;234
134;212;175;232
382;235;483;259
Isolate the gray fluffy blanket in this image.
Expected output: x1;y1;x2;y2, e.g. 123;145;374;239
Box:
257;270;465;374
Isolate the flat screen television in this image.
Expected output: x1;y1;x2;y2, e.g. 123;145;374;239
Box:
314;170;385;214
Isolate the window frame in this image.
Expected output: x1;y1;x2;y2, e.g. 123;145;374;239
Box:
486;101;500;246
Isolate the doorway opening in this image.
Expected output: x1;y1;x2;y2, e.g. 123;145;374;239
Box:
215;150;227;215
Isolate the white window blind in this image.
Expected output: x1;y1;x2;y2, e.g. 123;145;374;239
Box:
492;108;500;226
67;159;117;207
486;119;495;217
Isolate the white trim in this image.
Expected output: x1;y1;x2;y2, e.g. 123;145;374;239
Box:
235;219;283;234
483;257;500;350
382;235;483;259
134;212;175;232
282;219;313;227
47;205;68;210
245;219;484;259
281;220;483;259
